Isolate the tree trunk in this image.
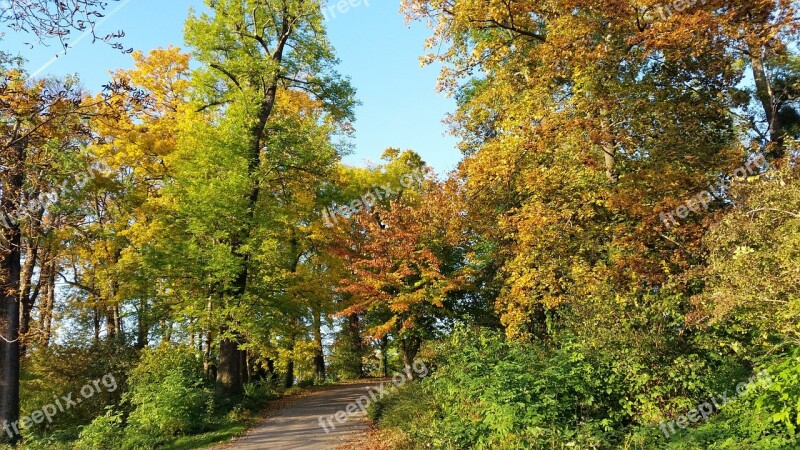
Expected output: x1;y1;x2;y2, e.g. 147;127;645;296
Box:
240;348;249;386
246;351;258;384
202;297;213;376
599;111;618;184
348;313;364;378
751;48;785;160
135;298;148;349
400;336;422;381
284;357;295;389
284;324;296;388
312;305;325;381
0;236;21;444
602;140;618;184
18;236;38;358
39;255;56;348
92;304;100;343
105;309;117;341
267;358;278;384
217;334;243;395
380;335;390;378
113;303;122;337
162;320;172;344
203;330;214;379
0;142;24;444
103;248;123;342
313;354;325;382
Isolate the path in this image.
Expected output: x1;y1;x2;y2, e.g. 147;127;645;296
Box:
214;380;383;450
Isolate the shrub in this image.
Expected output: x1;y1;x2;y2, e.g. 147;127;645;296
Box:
373;327;624;449
660;350;800;449
123;345;213;445
327;328;368;380
19;342;137;440
372;325;740;449
377;327;800;449
74;409;124;450
241;380;279;410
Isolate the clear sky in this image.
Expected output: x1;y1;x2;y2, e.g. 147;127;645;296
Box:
1;0;462;175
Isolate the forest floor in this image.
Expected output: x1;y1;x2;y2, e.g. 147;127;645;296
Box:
208;380;385;450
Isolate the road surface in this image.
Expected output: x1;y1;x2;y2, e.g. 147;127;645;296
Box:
214;380;383;450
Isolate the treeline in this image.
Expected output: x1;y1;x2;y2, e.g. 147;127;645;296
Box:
365;0;800;449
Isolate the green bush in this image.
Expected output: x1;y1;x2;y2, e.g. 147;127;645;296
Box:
374;326;800;449
19;342;137;440
74;409;124;450
242;380;279;409
372;326;752;449
123;345;213;445
327;328;368;380
660;350;800;449
373;327;624;449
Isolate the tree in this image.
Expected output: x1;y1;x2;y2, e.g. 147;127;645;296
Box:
632;0;799;162
177;0;355;394
331;166;467;378
67;46;191;347
691;155;800;358
404;0;746;342
0;70;94;443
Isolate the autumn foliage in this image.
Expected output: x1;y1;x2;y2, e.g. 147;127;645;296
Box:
1;0;800;449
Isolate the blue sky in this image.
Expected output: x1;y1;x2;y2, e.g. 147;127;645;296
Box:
2;0;461;174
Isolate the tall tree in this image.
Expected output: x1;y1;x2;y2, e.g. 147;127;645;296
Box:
634;0;799;162
181;0;354;394
64;47;191;346
0;70;94;443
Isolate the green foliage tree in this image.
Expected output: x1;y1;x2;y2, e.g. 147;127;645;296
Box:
173;0;356;394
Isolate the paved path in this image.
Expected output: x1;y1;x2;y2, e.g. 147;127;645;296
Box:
216;380;383;450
